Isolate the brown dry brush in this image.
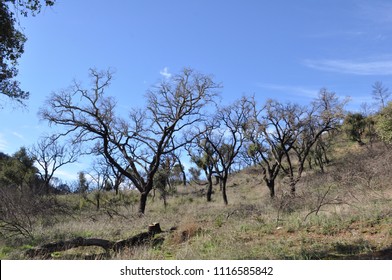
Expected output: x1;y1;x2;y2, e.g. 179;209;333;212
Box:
332;144;392;202
0;187;34;238
294;142;392;221
0;186;69;239
303;184;344;221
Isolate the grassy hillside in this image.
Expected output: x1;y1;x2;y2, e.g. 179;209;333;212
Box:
1;140;391;260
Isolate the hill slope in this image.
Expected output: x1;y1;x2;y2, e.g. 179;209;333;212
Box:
1;141;391;259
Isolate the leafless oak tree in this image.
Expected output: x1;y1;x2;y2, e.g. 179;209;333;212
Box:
282;89;346;195
245;98;298;198
40;68;218;214
246;89;346;197
188;128;218;202
205;97;252;205
30;135;79;194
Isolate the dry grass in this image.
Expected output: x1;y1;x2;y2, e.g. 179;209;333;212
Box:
1;142;392;260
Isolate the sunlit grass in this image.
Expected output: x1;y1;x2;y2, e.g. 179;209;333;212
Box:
1;143;392;259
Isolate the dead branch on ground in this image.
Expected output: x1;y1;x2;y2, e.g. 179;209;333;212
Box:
26;223;170;258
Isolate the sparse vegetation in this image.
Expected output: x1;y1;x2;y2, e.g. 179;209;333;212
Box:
2;0;392;265
1;68;392;260
1;134;391;259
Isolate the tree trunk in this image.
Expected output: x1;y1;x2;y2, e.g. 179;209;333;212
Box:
45;181;50;195
320;144;330;164
266;179;275;198
222;177;228;205
316;156;325;173
114;183;119;195
307;157;313;170
182;171;187;186
138;192;148;214
159;188;167;208
94;191;101;211
174;155;187;186
206;175;213;202
290;180;296;196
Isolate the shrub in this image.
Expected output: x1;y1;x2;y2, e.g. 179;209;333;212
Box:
375;102;392;144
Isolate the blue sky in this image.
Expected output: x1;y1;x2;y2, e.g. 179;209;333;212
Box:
1;0;392;181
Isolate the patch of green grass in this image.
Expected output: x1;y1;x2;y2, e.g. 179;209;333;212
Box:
201;240;217;255
298;243;330;260
307;214;351;236
51;252;62;259
260;239;298;259
239;224;251;233
0;246;13;259
214;215;225;228
333;239;372;256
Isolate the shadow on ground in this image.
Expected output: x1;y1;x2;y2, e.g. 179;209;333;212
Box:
320;246;392;260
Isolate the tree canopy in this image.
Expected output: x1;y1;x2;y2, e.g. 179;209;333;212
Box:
40;68;219;214
0;0;55;107
375;102;392;144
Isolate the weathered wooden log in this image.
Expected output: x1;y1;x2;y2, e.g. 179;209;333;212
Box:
26;223;165;258
26;237;114;257
112;223;162;251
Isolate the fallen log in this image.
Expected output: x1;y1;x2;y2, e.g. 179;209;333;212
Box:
26;223;164;258
112;222;162;252
25;237;114;258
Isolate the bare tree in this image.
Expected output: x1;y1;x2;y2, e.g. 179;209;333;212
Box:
30;135;79;194
188;131;218;202
90;154;124;195
40;68;218;214
170;151;187;187
206;97;252;205
372;81;390;110
306;135;332;173
283;88;346;195
246;89;346;197
156;151;186;190
86;156;125;210
86;162;107;211
245;98;298;198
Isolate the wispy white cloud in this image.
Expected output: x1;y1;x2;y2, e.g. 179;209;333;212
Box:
0;133;8;151
159;67;172;79
257;83;319;98
304;58;392;75
12;131;25;140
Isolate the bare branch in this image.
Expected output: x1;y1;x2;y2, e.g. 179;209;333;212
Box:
40;68;218;214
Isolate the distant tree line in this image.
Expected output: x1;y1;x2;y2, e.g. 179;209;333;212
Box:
0;146;72;194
